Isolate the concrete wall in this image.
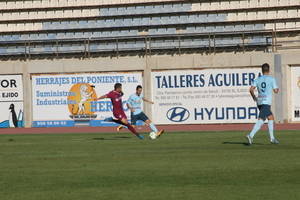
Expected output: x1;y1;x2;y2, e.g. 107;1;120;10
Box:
1;51;300;127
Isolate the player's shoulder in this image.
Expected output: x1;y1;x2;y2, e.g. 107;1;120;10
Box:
265;75;276;82
128;93;136;100
108;90;114;95
129;93;136;98
108;90;118;97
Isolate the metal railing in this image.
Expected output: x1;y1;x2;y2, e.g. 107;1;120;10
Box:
0;27;299;59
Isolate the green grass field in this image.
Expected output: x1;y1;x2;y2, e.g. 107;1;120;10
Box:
0;130;299;200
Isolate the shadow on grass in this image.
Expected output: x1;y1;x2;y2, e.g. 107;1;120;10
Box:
222;141;264;146
92;136;132;141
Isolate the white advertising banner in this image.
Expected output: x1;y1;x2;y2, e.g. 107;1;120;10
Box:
0;75;24;128
32;72;143;127
290;67;300;122
151;68;262;124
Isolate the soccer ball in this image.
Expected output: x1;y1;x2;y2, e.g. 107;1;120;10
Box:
149;131;157;140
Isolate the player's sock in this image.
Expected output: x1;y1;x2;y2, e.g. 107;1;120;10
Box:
112;119;141;138
249;119;264;138
149;123;158;133
125;124;139;136
268;120;275;141
126;124;144;139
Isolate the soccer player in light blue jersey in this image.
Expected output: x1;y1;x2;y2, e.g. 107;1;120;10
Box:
246;63;280;145
117;85;164;138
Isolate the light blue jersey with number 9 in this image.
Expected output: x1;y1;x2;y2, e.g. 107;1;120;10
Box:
252;75;278;105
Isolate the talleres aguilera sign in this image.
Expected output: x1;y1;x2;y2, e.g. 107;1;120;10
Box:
151;68;262;124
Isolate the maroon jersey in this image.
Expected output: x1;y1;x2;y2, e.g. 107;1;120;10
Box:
106;90;127;119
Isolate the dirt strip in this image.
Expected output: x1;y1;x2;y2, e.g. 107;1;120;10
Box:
0;123;299;135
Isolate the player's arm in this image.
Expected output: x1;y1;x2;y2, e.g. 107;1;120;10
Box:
142;97;154;104
249;86;257;102
127;103;135;113
273;79;279;94
95;95;107;101
127;97;135;112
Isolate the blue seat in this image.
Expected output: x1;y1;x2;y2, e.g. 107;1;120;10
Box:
217;14;227;22
92;32;101;38
69;21;78;29
70;45;84;51
163;4;173;12
47;33;56;39
58;46;71;52
136;6;144;14
51;22;61;29
205;26;214;32
79;20;88;28
151;17;161;25
157;28;167;34
181;39;193;47
30;46;45;53
214;26;225;33
118;7;126;15
43;46;55;52
126;6;135;14
0;48;7;53
130;30;138;36
195;26;205;33
123;18;132;27
60;21;69;29
189;15;198;23
56;33;65;39
170;16;178;24
180;16;189;24
100;8;109;16
251;36;266;44
65;32;74;39
254;24;265;30
114;19;122;26
182;3;192;11
187;27;196;33
43;22;51;29
232;38;242;45
245;24;255;31
172;4;182;12
141;17;150;26
234;25;244;31
96;20;104;28
108;7;118;16
11;35;20;40
167;28;176;34
208;14;217;22
133;18;140;26
89;44;100;51
200;14;208;23
38;34;47;40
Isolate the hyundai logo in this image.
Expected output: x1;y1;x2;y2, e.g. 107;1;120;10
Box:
167;107;190;122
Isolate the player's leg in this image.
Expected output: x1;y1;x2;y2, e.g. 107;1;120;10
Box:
267;112;279;144
120;118;144;139
117;125;124;132
117;113;136;132
141;112;164;137
246;105;265;144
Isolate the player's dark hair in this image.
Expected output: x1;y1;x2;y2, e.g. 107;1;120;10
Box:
262;63;270;73
136;85;142;90
114;83;122;90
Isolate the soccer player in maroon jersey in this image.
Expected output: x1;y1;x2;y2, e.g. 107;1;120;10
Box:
94;83;144;139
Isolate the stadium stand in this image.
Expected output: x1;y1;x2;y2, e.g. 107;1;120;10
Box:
0;0;299;59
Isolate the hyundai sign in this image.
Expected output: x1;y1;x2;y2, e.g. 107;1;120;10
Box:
151;68;262;124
